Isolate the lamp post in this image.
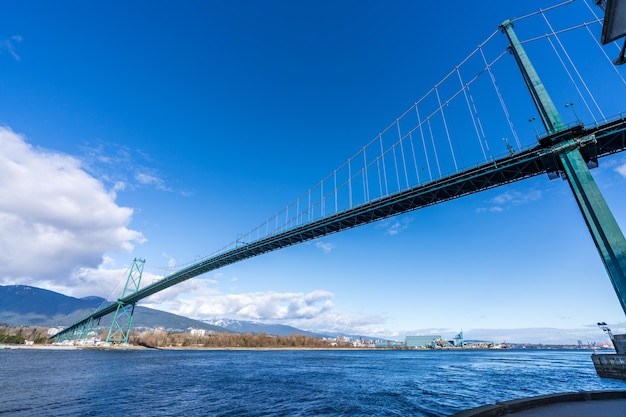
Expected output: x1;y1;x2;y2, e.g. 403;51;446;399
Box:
565;102;582;125
502;137;515;156
598;322;613;337
528;117;540;138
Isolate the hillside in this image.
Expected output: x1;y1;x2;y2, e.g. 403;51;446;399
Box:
0;285;332;338
203;318;325;338
0;285;225;333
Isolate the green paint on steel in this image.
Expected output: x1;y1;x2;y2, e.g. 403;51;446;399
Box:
77;317;95;340
500;19;565;135
501;19;626;315
559;145;626;314
106;258;145;343
48;118;626;342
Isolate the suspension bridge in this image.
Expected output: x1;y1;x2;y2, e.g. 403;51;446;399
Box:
52;1;626;342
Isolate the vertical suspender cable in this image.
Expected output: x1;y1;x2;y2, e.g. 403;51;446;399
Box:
307;190;311;222
469;92;490;157
285;207;288;231
457;68;487;161
415;106;433;181
348;159;353;209
391;143;400;192
435;87;458;172
363;148;369;202
376;159;383;199
396;120;410;188
333;170;338;214
409;132;420;185
480;48;521;149
541;12;605;120
379;134;389;195
545;35;596;121
321;181;324;217
427;118;442;178
584;25;626;86
583;0;626;62
296;198;300;227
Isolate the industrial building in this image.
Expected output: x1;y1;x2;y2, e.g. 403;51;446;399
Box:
405;335;442;348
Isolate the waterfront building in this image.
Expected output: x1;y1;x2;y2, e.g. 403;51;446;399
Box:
405;335;442;348
190;328;207;336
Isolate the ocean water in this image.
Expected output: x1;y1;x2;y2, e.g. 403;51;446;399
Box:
1;348;626;416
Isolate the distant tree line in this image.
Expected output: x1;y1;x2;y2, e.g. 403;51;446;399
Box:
0;324;354;349
0;324;49;344
129;330;345;349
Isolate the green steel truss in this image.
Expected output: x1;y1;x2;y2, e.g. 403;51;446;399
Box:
50;23;626;343
55;317;98;343
49;118;626;342
105;258;145;343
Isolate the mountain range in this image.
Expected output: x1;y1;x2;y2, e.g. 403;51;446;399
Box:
202;317;324;338
0;284;331;338
1;285;621;344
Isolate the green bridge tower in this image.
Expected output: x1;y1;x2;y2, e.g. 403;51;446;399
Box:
106;258;145;343
500;19;626;315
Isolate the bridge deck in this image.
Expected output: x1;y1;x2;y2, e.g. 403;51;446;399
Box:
51;117;626;340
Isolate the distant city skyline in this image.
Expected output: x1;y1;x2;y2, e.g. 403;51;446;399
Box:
1;1;625;344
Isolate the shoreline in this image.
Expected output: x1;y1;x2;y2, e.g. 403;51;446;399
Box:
1;344;378;351
1;343;611;352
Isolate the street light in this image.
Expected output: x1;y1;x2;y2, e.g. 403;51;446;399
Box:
528;117;540;138
565;102;582;125
502;137;515;156
598;321;614;340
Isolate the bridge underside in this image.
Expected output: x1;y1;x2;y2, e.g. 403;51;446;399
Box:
51;118;626;340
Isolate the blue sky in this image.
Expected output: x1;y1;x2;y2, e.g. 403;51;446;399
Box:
1;0;626;344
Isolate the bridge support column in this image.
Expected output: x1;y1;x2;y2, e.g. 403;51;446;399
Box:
106;258;145;344
559;147;626;314
501;18;626;315
76;317;96;340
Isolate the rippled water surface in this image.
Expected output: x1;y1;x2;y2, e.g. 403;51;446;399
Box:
2;348;626;416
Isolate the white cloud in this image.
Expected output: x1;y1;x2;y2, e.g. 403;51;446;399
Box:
0;127;145;289
0;35;21;61
477;189;542;213
316;241;335;253
135;171;168;190
140;283;400;337
143;279;213;305
616;161;626;179
162;253;176;268
491;189;541;205
66;261;163;299
143;288;335;322
79;141;171;193
376;216;413;235
476;206;504;213
385;221;403;235
289;311;392;337
0;256;164;301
